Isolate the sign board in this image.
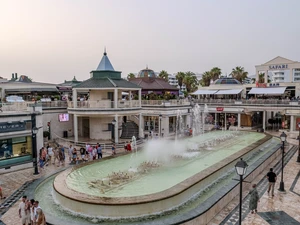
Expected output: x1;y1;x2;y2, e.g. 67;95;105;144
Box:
269;64;288;70
0;122;26;133
216;107;224;111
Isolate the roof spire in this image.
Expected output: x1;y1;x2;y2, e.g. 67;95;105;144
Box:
146;64;148;69
104;47;107;56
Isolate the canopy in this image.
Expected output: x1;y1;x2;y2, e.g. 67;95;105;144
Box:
215;89;243;95
248;87;286;95
191;90;218;95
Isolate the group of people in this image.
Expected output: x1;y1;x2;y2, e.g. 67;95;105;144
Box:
248;167;277;214
38;145;65;169
19;196;45;225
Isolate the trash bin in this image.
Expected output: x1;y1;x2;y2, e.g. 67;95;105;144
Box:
63;131;68;138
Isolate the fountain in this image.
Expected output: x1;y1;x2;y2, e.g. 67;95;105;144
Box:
33;129;282;225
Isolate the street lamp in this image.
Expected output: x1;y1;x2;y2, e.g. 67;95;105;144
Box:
235;158;248;225
297;123;300;163
159;114;162;137
31;113;39;175
279;131;287;192
111;119;116;141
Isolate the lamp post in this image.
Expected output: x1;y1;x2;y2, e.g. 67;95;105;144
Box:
159;114;162;137
31;112;39;175
235;158;248;225
111;119;116;141
297;123;300;163
279;131;287;192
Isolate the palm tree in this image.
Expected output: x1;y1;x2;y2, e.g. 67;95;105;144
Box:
176;72;186;90
200;71;212;86
210;67;222;81
183;71;198;93
127;73;135;79
258;73;265;83
158;70;169;81
231;66;248;83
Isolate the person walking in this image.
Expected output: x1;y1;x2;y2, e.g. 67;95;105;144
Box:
266;168;277;197
112;144;116;155
249;184;259;214
19;196;27;225
97;145;102;159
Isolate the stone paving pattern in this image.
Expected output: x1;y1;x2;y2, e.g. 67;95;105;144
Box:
1;132;300;225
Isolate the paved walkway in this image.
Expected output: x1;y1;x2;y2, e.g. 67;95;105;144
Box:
208;131;300;225
1;132;300;225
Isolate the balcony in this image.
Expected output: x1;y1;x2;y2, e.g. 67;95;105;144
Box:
193;99;297;106
141;99;190;107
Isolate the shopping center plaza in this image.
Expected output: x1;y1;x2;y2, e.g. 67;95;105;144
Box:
0;54;300;225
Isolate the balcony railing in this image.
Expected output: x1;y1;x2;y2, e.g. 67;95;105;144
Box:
68;100;141;109
193;99;297;105
141;99;190;106
0;102;28;112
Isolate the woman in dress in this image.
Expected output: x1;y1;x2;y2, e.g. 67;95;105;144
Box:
36;208;46;225
249;184;259;214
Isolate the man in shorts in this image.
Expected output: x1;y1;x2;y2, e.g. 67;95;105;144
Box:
80;147;86;161
18;195;27;225
266;168;277;196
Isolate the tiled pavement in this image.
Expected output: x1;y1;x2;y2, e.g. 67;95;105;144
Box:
1;133;300;225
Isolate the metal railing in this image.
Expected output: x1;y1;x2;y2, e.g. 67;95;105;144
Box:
141;99;190;106
193;99;297;106
68;100;141;109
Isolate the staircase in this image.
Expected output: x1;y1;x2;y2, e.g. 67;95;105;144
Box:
121;121;139;139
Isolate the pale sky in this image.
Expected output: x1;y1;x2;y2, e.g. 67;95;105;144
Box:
1;0;300;83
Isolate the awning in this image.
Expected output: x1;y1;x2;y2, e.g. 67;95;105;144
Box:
215;89;243;95
191;90;218;95
248;87;286;95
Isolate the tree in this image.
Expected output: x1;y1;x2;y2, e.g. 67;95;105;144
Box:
231;66;248;83
200;71;211;87
176;72;185;90
158;70;169;81
258;73;265;83
183;71;198;93
210;67;222;81
127;73;135;79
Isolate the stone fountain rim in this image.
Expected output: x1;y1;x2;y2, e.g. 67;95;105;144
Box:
53;132;272;205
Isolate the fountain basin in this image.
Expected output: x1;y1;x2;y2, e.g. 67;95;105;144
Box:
53;131;271;218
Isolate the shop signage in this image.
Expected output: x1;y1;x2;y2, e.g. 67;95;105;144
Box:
216;107;224;111
0;122;26;133
269;64;288;70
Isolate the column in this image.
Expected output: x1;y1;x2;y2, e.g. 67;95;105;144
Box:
215;113;217;126
238;113;241;129
114;115;118;143
139;113;143;138
129;91;132;107
224;113;227;130
74;114;78;143
290;69;294;82
290;115;295;132
263;111;266;131
114;89;118;109
138;89;142;107
72;89;77;108
264;70;268;83
256;70;259;83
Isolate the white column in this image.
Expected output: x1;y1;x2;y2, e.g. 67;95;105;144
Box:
114;89;118;109
114;115;118;143
290;69;294;82
264;70;268;83
72;89;77;108
238;113;241;129
129;91;132;107
74;114;78;143
215;113;217;126
256;70;259;83
139;113;143;138
290;115;295;131
224;113;227;130
263;111;266;131
138;89;142;107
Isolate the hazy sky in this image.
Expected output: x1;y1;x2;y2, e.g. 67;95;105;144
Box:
1;0;300;83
